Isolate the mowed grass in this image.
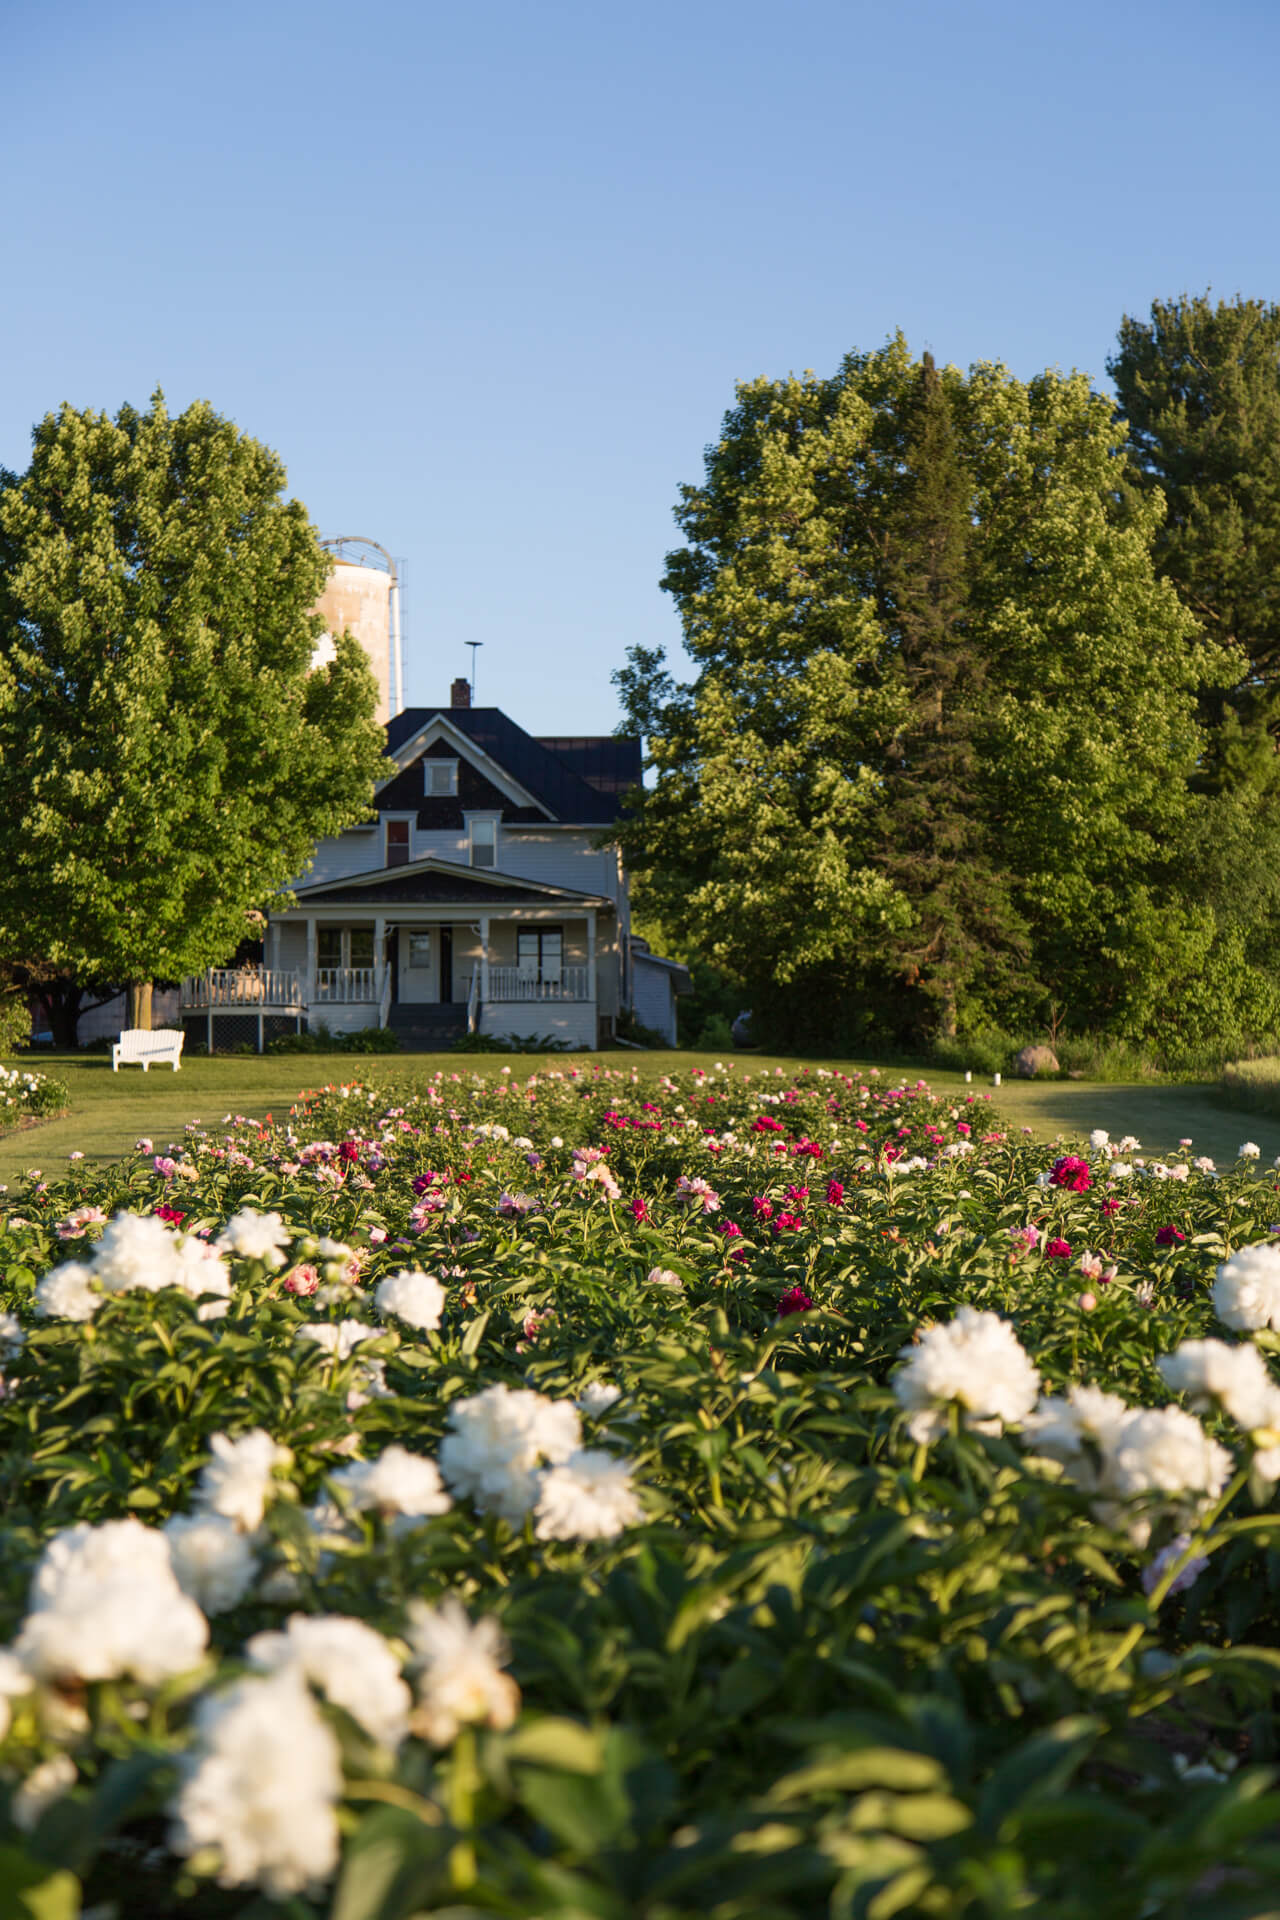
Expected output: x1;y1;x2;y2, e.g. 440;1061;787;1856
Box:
0;1048;1274;1186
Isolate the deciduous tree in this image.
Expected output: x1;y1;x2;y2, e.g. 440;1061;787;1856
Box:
0;394;385;1027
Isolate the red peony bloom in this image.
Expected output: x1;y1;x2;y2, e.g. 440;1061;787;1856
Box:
1154;1225;1187;1247
1045;1236;1072;1258
752;1196;774;1219
825;1179;845;1207
629;1197;648;1223
1100;1197;1122;1216
1049;1155;1092;1193
777;1286;814;1316
154;1206;186;1225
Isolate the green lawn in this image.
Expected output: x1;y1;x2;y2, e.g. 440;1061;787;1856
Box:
0;1049;1270;1186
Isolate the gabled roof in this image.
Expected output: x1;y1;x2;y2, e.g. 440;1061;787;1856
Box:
288;855;614;910
384;707;638;824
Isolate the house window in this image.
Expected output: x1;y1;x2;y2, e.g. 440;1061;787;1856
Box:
318;928;374;968
424;759;458;796
469;816;498;868
517;928;563;983
386;819;411;866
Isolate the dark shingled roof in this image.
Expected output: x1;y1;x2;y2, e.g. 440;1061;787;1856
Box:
384;708;639;824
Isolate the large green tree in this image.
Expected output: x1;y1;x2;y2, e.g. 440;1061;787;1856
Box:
1109;292;1280;760
616;337;1243;1049
0;393;385;1027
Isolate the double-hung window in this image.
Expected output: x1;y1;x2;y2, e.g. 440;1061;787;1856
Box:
517;928;563;984
468;815;498;868
386;819;411;867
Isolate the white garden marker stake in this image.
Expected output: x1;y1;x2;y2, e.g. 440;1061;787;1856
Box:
964;1071;972;1083
993;1072;1001;1086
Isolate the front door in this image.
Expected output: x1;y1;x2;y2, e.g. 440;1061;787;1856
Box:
439;926;453;1003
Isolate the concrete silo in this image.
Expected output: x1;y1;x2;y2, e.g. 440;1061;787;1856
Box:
311;537;403;725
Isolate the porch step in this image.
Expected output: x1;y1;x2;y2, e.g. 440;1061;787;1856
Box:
386;1004;469;1050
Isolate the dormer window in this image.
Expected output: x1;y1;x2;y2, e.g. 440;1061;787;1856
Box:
425;759;458;796
386;819;411;867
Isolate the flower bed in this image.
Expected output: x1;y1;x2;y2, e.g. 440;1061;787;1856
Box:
2;1064;1280;1916
0;1061;68;1131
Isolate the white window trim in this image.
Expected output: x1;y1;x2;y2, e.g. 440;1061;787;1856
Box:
423;758;458;796
464;810;501;869
384;814;415;866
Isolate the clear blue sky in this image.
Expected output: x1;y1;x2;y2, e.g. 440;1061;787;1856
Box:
5;0;1277;732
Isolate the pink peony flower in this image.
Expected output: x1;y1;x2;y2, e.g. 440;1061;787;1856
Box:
1049;1155;1092;1193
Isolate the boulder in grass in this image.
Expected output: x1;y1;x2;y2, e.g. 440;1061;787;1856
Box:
1014;1045;1060;1078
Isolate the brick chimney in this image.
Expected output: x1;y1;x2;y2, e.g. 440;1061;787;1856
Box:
450;676;471;709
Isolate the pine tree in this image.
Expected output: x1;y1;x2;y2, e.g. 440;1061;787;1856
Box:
1109;293;1280;760
874;353;1027;1038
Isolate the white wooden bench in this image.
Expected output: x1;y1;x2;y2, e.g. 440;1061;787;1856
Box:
112;1028;185;1072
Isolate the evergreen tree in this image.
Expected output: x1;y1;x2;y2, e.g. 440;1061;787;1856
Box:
874;353;1027;1037
1109;293;1280;760
0;393;386;1025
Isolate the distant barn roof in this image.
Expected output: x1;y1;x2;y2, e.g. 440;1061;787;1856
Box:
385;707;641;824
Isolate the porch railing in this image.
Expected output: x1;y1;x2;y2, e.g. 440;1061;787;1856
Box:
181;969;303;1011
314;966;381;1004
487;965;590;1003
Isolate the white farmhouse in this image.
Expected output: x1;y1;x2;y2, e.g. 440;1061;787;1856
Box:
181;679;688;1050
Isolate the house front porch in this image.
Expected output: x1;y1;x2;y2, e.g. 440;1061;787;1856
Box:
181;861;616;1051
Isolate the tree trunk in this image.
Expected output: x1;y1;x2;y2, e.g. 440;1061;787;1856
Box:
128;981;154;1031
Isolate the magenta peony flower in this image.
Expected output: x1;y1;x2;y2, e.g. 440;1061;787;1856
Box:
1154;1225;1187;1247
1049;1156;1092;1193
778;1286;814;1317
1045;1237;1072;1258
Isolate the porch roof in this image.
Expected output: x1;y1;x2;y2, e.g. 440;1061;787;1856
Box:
283;856;614;912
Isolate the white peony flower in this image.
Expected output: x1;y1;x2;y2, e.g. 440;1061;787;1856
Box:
33;1263;99;1321
1021;1384;1131;1486
1158;1338;1280;1434
92;1211;183;1293
328;1446;452;1523
534;1448;643;1541
220;1209;291;1268
297;1319;378;1360
195;1430;292;1532
438;1384;580;1524
164;1513;259;1615
15;1518;208;1685
405;1596;520;1745
0;1310;22;1356
170;1669;341;1897
576;1380;622;1418
645;1267;683;1289
893;1306;1040;1444
12;1753;76;1832
0;1650;32;1740
170;1236;233;1300
1089;1129;1110;1149
375;1269;445;1331
1240;1142;1262;1160
1213;1244;1280;1333
1102;1405;1234;1535
246;1613;410;1749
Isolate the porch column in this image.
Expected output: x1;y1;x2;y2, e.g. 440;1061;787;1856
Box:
373;914;385;996
586;910;596;1005
305;917;317;1011
479;914;490;1004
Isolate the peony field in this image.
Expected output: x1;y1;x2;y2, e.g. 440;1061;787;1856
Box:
5;1060;1280;1918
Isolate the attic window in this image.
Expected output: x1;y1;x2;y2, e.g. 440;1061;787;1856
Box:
425;759;458;796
